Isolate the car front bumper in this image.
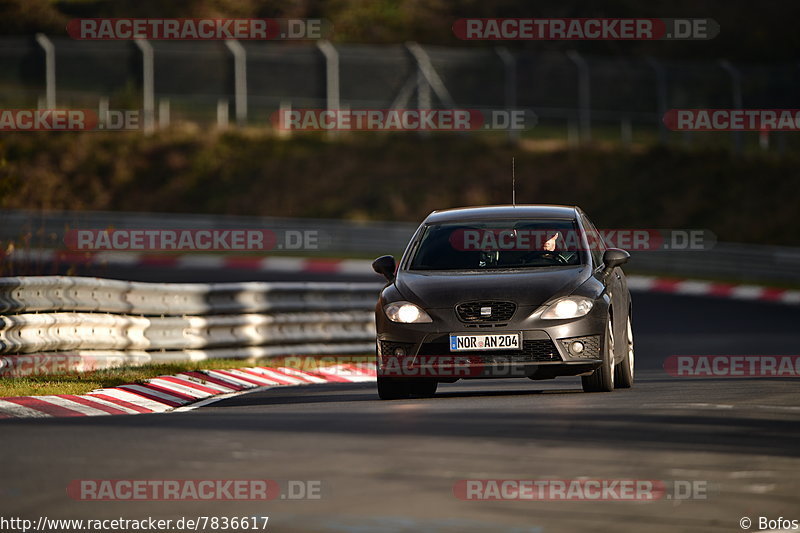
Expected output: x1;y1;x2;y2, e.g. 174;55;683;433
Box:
376;302;608;380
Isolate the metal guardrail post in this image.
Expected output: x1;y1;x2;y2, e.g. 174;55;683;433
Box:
225;40;248;127
134;39;155;134
34;33;55;110
566;51;591;143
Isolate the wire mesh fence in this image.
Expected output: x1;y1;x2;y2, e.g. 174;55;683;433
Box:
1;36;798;150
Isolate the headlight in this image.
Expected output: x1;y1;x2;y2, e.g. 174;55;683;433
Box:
541;296;594;319
384;301;433;323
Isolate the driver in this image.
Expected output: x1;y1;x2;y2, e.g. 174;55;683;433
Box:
543;232;559;251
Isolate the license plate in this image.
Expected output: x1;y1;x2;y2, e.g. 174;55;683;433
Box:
449;333;521;351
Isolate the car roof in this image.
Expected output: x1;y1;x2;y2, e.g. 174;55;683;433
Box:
423;205;579;224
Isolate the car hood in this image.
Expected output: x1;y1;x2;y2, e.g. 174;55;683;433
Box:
394;266;591;308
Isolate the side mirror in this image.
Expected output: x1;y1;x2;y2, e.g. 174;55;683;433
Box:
372;255;397;281
603;248;630;269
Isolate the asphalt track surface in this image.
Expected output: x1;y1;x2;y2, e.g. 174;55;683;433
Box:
1;263;799;533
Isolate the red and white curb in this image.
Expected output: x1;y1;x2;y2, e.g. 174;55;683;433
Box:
627;276;800;305
8;249;800;304
6;249;379;276
0;364;376;420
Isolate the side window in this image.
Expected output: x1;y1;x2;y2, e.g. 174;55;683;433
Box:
400;223;430;270
581;215;605;268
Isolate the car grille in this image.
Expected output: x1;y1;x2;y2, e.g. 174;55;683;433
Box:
417;340;561;363
456;300;516;323
559;335;601;359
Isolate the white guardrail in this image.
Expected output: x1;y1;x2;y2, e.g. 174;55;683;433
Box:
0;276;382;376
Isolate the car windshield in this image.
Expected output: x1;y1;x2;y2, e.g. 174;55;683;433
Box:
408;218;584;270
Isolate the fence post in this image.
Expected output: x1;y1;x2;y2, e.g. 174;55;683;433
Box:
277;101;292;138
621;118;633;148
35;34;56;109
416;57;431;112
406;42;458;137
98;96;109;127
158;98;170;129
719;60;743;154
317;40;339;137
217;99;229;129
567;118;579;147
406;42;456;108
408;42;431;138
134;39;155;134
225;40;248;127
646;56;668;144
496;47;519;142
566;50;591;143
759;130;769;150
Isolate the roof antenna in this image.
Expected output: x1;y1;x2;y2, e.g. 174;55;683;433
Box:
512;157;516;207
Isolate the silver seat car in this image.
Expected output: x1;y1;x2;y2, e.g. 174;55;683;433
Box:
372;205;634;399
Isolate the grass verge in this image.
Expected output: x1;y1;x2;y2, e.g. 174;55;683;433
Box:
0;355;373;398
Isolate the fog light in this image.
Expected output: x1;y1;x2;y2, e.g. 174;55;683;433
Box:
569;341;585;355
393;347;406;356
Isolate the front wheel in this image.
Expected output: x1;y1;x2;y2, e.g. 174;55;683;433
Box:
377;377;438;400
582;315;615;392
377;376;409;400
614;314;634;389
410;378;438;398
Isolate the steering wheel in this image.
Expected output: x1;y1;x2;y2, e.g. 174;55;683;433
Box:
518;250;569;265
541;251;569;265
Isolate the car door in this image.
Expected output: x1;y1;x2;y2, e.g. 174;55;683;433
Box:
581;213;626;362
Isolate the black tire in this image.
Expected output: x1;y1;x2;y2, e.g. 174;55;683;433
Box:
582;315;616;392
377;377;411;400
614;314;634;389
409;379;438;398
377;377;437;400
